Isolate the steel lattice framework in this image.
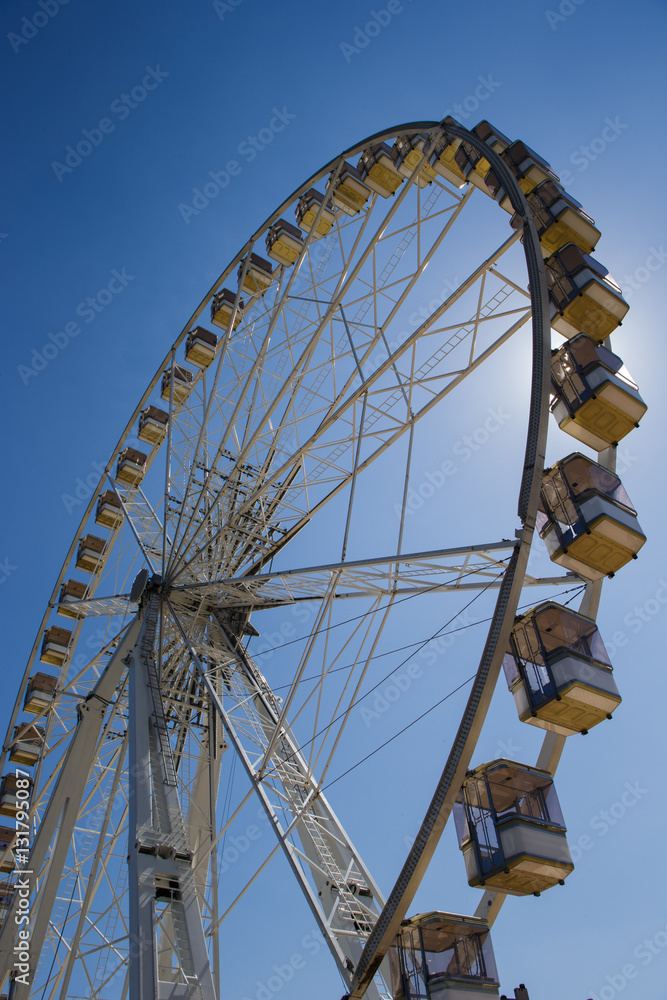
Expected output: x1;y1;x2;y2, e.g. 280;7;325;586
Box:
0;119;590;1000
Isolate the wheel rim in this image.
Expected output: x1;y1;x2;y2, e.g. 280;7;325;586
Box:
0;120;576;1000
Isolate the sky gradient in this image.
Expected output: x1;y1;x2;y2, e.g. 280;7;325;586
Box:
3;2;667;999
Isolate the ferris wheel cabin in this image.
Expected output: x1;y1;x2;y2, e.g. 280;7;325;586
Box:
75;534;107;574
185;327;218;369
454;760;574;895
390;912;499;1000
537;453;646;579
23;672;57;715
161;365;193;404
9;723;45;767
210;289;244;332
550;334;647;450
57;578;88;619
95;489;123;529
358;143;404;197
327;161;372;214
238;252;274;295
454;121;511;194
545;244;629;341
295;188;336;237
39;625;72;667
116;447;148;487
485;139;559;213
0;774;32;819
392;135;437;187
428;132;467;188
511;180;600;256
503;602;621;735
266;218;304;267
138;405;169;445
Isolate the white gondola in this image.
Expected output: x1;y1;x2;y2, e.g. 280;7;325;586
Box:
9;723;45;766
392;135;437;188
391;912;499;1000
454;120;511;194
57;578;88;619
358;142;404;197
238;253;274;295
546;244;630;341
504;602;621;735
95;489;123;529
327;161;371;214
138;405;169;445
266;218;304;266
210;289;244;332
538;453;646;579
185;327;218;369
454;760;574;895
40;625;72;666
551;334;647;450
295;188;336;237
161;365;193;404
23;672;57;714
76;534;107;574
429;130;466;188
513;180;600;256
485;139;559;213
0;775;32;819
116;446;147;486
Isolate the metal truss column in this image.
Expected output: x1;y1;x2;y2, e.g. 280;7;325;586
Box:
128;595;216;1000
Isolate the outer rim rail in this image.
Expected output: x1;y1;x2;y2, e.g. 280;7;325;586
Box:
346;118;553;1000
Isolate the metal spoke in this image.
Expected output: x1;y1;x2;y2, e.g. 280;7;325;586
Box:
1;118;583;1000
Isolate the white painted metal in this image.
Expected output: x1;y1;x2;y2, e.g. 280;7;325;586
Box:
0;119;582;1000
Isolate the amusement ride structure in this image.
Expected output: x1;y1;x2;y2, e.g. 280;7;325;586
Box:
0;117;646;999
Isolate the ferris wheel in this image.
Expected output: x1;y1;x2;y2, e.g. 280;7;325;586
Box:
0;118;646;1000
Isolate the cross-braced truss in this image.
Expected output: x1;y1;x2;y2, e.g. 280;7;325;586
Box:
0;121;571;1000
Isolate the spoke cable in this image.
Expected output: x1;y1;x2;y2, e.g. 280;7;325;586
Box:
257;578;585;784
270;581;585;692
321;674;476;792
259;568;510;781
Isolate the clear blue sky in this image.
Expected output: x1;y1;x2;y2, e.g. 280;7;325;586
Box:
2;1;667;999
